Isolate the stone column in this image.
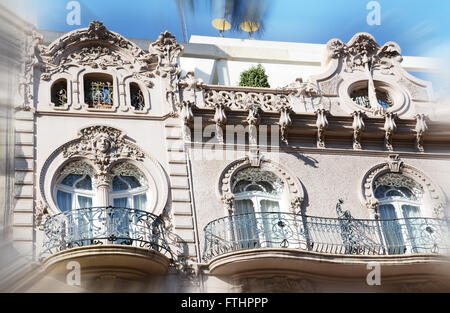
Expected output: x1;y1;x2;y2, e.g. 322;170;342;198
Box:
94;173;112;207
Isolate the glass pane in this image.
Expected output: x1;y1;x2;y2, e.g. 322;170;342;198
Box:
75;176;92;190
402;205;427;253
112;176;129;191
61;174;82;187
385;189;403;198
113;197;128;208
77;195;92;209
121;176;140;189
260;200;281;248
379;204;405;254
234;199;259;249
133;193;147;211
56;190;72;212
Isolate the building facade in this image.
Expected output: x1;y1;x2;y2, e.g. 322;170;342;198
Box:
2;18;450;292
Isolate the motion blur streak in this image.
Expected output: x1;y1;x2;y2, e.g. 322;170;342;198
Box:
0;3;36;292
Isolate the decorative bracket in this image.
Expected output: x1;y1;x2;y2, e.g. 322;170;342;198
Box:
351;110;365;150
415;114;427;152
315;109;329;148
384;112;397;151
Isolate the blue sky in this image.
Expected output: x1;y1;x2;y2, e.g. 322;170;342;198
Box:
4;0;450;94
6;0;449;57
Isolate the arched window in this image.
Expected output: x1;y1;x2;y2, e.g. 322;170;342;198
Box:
110;163;148;211
130;82;145;111
55;161;95;212
351;87;393;109
374;173;426;254
231;168;284;248
51;79;68;107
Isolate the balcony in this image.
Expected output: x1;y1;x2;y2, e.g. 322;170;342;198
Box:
40;207;175;283
202;212;450;277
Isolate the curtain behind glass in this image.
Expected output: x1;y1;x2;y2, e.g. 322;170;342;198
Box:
260;200;280;248
112;198;130;243
234;199;259;249
402;205;426;253
133;193;147;211
56;190;72;211
76;196;93;245
379;204;405;254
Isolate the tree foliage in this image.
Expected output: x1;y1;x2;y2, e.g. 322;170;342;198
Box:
239;64;270;88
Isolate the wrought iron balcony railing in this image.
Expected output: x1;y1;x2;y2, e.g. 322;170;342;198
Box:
41;206;174;260
202;212;450;262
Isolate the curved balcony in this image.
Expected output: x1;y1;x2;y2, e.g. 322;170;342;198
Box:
202;212;450;276
40;206;175;281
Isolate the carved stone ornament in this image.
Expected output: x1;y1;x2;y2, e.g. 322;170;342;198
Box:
35;199;50;231
179;71;204;103
362;155;447;218
218;157;304;214
315;108;329;148
351;110;365;150
384;112;397;151
289;196;304;215
221;193;235;213
415;114;427;152
277;102;293;144
62;125;145;174
38;21;157;86
327;33;402;75
149;31;184;113
17;29;44;112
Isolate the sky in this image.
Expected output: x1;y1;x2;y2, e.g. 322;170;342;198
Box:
3;0;450;95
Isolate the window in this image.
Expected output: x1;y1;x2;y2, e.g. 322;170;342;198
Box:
56;167;94;212
374;173;427;254
84;73;114;108
110;162;148;211
231;168;284;249
351;87;393;109
130;83;145;111
51;79;68;107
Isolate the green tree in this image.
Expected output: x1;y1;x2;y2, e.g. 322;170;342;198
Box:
239;64;270;88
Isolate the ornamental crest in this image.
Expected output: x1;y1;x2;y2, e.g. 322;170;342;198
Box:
62;126;145;174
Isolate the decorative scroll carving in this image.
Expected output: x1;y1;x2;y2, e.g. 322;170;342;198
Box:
415;114;427;152
387;154;403;172
149;31;184;113
327;33;403;115
221;193;235;213
179;71;203;103
285;78;330;111
62;126;145;174
384;112;397;151
351;110;365;150
39;21;157;86
362;156;447;218
218;157;304;213
289;196;304;215
315;109;329;148
111;162;147;186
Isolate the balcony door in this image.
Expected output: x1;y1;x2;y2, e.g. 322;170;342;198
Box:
231;168;285;250
375;173;426;254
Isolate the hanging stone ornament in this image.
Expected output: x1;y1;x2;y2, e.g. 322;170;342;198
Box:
277;103;292;144
315;108;329;148
213;103;227;144
415;114;427;152
383;112;397;151
351;110;365;150
246;104;261;146
177;100;195;141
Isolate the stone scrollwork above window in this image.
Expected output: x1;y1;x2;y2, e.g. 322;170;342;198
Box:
361;155;447;218
62;125;145;175
38;21;157;86
218;156;304;214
